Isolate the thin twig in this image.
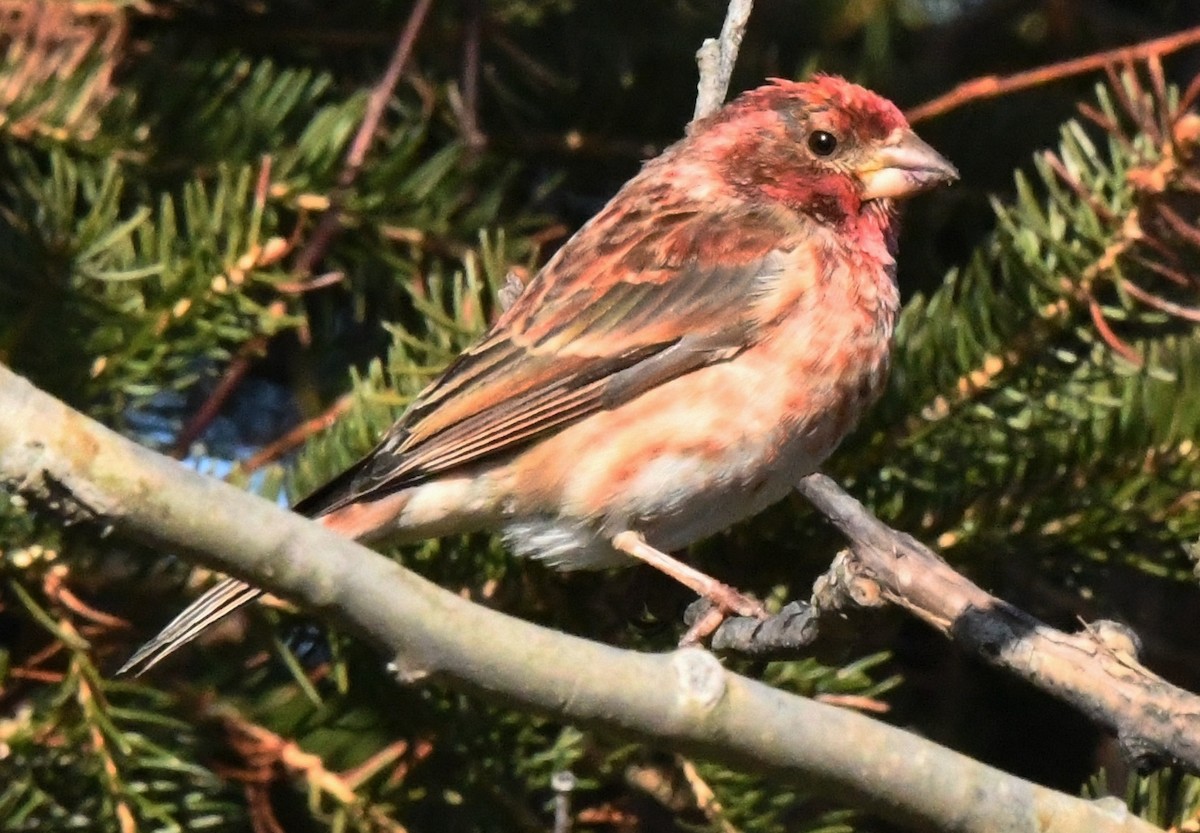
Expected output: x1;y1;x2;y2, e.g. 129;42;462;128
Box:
275;270;345;294
341;0;435;188
814;693;891;714
291;0;435;279
907;24;1200;124
171;334;269;458
174;3;435;446
677;757;741;833
458;0;485;152
217;709;409;832
239;394;354;473
692;0;755;121
1086;291;1143;366
43;566;130;630
1120;278;1200;323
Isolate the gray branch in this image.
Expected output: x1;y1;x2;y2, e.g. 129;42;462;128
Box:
708;475;1200;774
0;355;1163;833
790;473;1200;772
693;0;755;121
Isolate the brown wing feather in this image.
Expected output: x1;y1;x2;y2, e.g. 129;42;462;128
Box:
300;196;799;517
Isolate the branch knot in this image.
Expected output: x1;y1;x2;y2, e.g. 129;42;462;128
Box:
672;648;726;713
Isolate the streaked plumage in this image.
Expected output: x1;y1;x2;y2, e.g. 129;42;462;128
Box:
122;76;956;674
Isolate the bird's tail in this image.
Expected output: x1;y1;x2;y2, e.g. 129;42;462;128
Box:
116;576;263;675
117;477;412;676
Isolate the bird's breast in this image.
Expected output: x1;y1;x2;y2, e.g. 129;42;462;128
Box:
498;238;898;565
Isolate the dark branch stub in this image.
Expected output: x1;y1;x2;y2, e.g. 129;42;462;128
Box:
707;600;820;656
705;549;884;657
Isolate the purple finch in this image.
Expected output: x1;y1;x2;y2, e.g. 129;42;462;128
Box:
123;75;956;674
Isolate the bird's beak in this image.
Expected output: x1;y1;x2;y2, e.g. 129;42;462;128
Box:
858;128;958;201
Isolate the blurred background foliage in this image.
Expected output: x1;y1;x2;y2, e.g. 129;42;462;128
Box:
2;0;1200;831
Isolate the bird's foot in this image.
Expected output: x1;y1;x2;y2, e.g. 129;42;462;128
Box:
609;531;768;646
679;592;768;646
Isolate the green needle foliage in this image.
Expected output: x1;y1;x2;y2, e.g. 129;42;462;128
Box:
849;71;1200;589
3;2;1200;832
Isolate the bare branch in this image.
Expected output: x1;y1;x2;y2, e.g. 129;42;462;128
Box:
788;473;1200;773
693;0;754;122
292;0;435;278
0;365;1162;833
906;23;1200;124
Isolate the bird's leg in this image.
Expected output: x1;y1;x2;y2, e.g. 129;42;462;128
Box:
611;531;767;645
680;601;730;646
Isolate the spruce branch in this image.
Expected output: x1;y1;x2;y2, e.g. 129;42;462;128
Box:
0;0;127;145
216;710;410;833
0;365;1165;833
3;568;239;831
867;66;1200;502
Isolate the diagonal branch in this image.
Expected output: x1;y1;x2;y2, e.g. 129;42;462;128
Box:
906;23;1200;124
703;476;1200;773
0;367;1162;833
291;0;435;279
784;473;1200;772
713;474;1200;772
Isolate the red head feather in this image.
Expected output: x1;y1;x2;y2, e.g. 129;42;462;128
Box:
699;75;908;142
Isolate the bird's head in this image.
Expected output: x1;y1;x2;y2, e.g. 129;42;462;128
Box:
696;76;958;224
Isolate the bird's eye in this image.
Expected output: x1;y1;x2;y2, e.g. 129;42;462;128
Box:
807;130;839;156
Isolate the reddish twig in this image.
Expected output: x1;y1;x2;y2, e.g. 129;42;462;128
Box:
216;711;410;832
383;737;434;788
172;153;289;458
1077;101;1138;156
1132;253;1193;288
1040;149;1117;223
172;333;269;458
1121;278;1200;322
20;634;69;670
907;24;1200;124
254;154;272;216
458;0;485;152
340;738;412;790
239;394;354;473
275;271;346;294
1105;63;1159;145
291;0;435;280
676;757;740;833
814;693;892;714
1086;292;1143;366
245;783;287;833
1154;201;1200;253
7;666;66;683
1178;71;1200;116
43;566;130;630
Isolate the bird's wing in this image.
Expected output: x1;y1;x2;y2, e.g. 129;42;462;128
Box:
296;203;798;516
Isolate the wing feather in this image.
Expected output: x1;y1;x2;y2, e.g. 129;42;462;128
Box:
299;199;800;517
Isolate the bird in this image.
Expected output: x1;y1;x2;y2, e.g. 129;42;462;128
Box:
120;75;957;675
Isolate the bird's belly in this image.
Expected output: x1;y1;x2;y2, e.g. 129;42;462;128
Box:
500;321;890;570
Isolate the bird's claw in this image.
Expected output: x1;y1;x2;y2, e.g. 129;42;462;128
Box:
679;588;768;646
